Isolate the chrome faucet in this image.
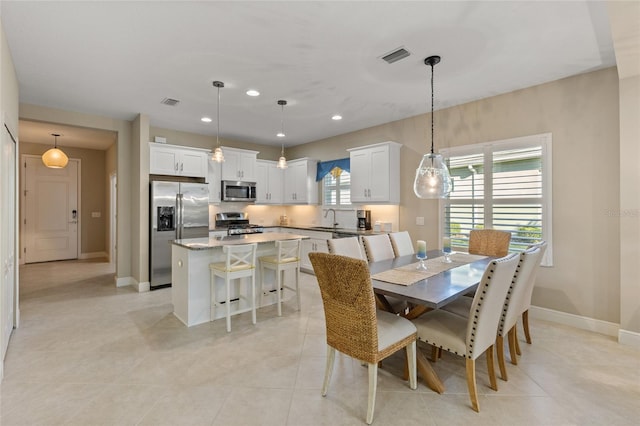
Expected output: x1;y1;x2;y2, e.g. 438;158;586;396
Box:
324;208;338;229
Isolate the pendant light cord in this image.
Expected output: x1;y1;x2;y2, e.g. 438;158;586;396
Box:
216;86;220;147
430;61;435;155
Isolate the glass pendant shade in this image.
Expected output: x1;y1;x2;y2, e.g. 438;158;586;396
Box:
42;133;68;168
277;155;288;169
414;153;452;198
42;147;69;168
212;146;224;162
413;55;452;199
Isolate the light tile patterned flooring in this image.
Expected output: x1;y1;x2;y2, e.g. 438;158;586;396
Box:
1;258;639;425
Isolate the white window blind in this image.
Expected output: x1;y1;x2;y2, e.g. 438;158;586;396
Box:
441;133;552;266
323;170;351;206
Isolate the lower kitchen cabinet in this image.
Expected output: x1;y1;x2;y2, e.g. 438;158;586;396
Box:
298;230;331;272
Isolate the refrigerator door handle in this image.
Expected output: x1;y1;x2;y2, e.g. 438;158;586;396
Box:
176;194;182;239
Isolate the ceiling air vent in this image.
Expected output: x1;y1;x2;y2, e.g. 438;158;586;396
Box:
161;97;180;106
381;47;411;64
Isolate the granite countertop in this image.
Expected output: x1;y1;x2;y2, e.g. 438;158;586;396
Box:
275;225;388;236
173;232;309;250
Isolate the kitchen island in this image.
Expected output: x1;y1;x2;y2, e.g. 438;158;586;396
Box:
171;232;309;327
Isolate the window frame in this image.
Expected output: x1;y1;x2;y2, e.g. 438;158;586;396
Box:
440;133;553;266
322;169;352;207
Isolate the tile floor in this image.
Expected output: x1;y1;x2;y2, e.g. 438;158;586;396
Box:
1;258;639;425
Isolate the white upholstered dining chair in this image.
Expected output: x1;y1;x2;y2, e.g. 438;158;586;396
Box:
327;236;366;260
442;246;543;380
361;234;395;262
412;253;519;412
388;231;415;257
360;234;407;314
309;252;417;425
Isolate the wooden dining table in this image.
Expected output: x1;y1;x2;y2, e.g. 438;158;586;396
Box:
369;250;493;393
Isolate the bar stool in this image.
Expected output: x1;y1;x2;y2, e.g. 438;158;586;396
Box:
259;239;302;316
209;243;257;332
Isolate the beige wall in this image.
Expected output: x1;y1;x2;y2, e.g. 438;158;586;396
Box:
19;142;107;255
105;143;116;262
618;74;640;334
292;67;622;324
132;115;149;286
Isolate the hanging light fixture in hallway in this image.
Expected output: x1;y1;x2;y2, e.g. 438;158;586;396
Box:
42;133;69;168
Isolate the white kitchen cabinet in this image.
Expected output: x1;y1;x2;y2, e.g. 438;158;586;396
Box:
296;230;331;272
348;142;401;204
207;159;221;203
283;158;318;204
149;142;209;178
220;147;258;182
256;160;284;204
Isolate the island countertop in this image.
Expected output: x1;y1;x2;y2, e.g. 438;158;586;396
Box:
172;232;309;250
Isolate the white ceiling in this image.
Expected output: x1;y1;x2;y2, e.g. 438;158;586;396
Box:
1;1;616;151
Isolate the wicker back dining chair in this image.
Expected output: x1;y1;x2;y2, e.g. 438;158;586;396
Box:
389;231;415;257
468;229;512;257
412;253;520;412
309;252;417;425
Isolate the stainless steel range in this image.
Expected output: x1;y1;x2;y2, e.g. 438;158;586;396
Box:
215;212;264;235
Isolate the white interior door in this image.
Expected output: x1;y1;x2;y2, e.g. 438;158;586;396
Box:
2;124;17;359
24;156;79;263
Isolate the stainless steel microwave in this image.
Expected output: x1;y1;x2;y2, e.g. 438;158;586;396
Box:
221;180;257;202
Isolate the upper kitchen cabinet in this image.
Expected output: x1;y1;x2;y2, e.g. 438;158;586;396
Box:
284;158;318;204
348;142;401;204
256;160;283;204
220;147;258;182
149;142;210;178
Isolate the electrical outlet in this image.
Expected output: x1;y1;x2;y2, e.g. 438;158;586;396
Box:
416;216;424;226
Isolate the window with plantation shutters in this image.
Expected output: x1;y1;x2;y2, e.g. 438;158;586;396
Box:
441;133;552;266
323;170;351;206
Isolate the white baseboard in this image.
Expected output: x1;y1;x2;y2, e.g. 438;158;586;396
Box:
115;276;136;288
79;251;108;260
114;276;150;293
529;305;619;337
619;329;640;349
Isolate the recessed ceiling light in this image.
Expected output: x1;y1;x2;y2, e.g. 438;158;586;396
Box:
277;132;285;138
246;89;260;97
331;114;343;121
201;117;212;123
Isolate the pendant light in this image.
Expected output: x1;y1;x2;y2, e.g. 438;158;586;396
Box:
212;80;225;162
276;99;288;169
42;133;68;168
413;55;452;199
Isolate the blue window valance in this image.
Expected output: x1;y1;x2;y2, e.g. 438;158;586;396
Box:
316;158;350;181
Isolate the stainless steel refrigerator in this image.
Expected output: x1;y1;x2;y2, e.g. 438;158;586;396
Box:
150;180;209;289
